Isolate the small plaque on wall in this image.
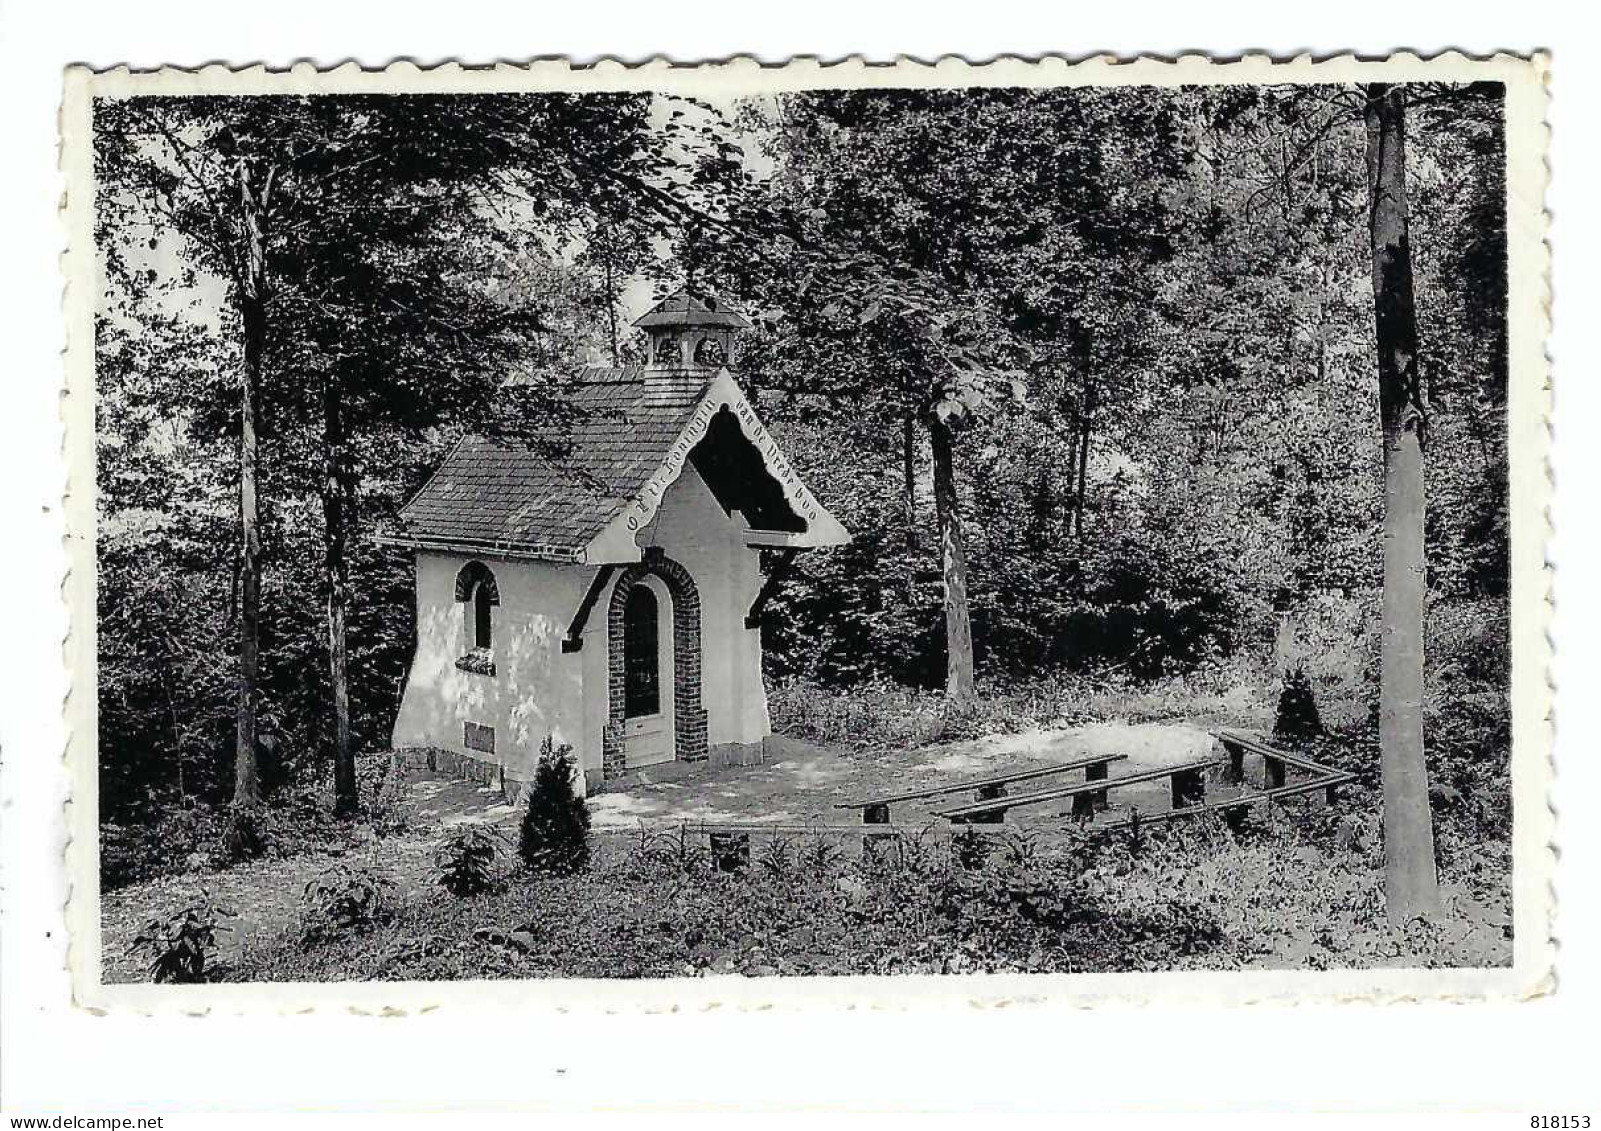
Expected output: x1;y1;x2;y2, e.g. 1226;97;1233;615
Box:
464;721;495;754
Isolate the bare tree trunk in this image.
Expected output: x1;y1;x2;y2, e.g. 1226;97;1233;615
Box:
604;251;620;366
1074;384;1094;543
903;411;919;551
1060;393;1082;541
1070;326;1095;543
323;369;357;818
1316;248;1331;386
928;414;976;703
232;161;272;809
1365;82;1440;924
158;636;186;800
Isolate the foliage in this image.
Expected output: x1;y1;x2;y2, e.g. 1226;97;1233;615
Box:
299;864;399;947
434;826;504;898
221;809;1510;983
99;753;402;891
222;803;270;862
1274;664;1325;742
128;891;235;983
518;737;591;876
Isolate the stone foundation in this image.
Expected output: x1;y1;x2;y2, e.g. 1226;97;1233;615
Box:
586;734;776;795
709;739;769;769
390;746;529;805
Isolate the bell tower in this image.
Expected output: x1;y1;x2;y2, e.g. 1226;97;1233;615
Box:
634;292;752;401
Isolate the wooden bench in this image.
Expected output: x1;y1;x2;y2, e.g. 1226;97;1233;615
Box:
934;756;1224;824
834;752;1128;828
1212;729;1348;802
1092;771;1358;834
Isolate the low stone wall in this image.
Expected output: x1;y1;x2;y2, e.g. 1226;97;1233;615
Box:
390;746;531;805
397;733;775;803
710;739;769;769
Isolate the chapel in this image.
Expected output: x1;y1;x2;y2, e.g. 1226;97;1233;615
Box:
384;293;849;795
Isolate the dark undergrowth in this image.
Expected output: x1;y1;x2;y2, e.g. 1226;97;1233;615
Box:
99;751;404;891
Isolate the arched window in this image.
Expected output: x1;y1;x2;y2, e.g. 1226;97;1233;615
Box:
653;332;683;365
622;584;660;718
471;583;493;649
453;561;500;651
692;334;727;367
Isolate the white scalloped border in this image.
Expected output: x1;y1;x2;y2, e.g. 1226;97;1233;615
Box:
59;50;1554;1015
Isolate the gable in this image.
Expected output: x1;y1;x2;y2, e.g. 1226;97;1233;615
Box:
582;370;849;563
385;369;848;564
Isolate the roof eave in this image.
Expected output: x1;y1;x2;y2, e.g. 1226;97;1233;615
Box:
373;531;587;564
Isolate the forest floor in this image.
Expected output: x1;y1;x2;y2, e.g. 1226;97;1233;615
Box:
103;718;1514;983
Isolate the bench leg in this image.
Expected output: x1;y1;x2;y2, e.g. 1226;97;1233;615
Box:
1070;793;1096;821
1222;804;1248;833
1224;745;1245;784
1086;760;1110;811
862;803;894;854
709;832;750;874
1264;756;1287;790
973;783;1007;824
1324;779;1341;806
863;829;899;861
1172;768;1205;810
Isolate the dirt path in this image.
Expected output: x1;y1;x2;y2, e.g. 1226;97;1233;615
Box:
588;721;1224;829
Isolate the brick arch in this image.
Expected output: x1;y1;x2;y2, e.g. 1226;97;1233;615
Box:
452;560;500;605
602;549;707;779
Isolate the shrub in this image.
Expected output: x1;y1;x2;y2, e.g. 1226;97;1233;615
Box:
128;891;234;983
518;736;590;876
756;836;796;878
1274;663;1324;742
300;863;398;947
951;826;990;870
101;800;229;890
222;803;270;862
434;826;502;897
632;822;700;874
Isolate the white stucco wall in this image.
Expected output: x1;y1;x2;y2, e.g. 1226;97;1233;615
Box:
391;464;770;793
391;549;590;786
618;464;770;752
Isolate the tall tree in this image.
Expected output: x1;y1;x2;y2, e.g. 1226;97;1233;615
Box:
710;89;1175;700
95;93;703;813
1364;82;1441;922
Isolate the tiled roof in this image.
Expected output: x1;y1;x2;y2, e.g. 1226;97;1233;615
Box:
391;368;715;561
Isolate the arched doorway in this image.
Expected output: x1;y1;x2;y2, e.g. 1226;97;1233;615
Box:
603;551;707;780
620;577;674;767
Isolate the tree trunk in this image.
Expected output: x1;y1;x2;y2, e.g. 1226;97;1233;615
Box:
322;369;357;818
903;411;919;551
1070;326;1095;543
928;414;975;703
604;251;620;366
1364;82;1440;924
1316;247;1331;386
232;161;271;809
1074;387;1094;543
